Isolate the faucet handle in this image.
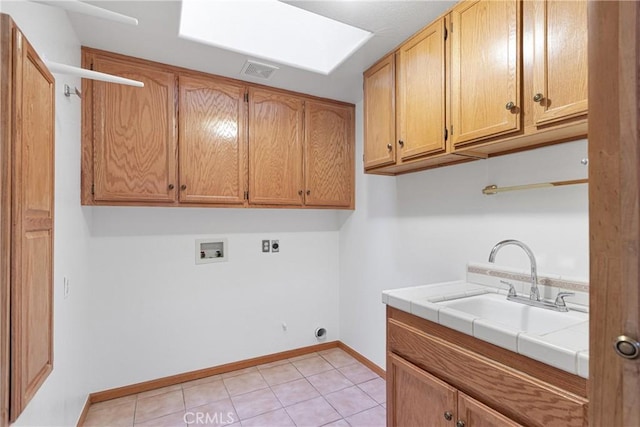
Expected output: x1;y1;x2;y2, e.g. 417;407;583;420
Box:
499;280;518;297
554;292;575;307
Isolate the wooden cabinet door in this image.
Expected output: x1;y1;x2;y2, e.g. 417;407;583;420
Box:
93;56;177;202
10;28;55;422
364;54;396;169
179;76;246;204
397;18;447;160
532;0;587;126
304;100;354;208
248;88;303;206
458;393;522;427
387;353;457;427
451;0;521;147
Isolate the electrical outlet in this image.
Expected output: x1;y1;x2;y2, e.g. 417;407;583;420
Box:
271;240;279;253
262;240;270;253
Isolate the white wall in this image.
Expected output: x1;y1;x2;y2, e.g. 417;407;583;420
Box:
338;101;589;368
1;1;95;426
85;208;341;392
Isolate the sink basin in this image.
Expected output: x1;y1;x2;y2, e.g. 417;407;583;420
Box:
438;293;588;335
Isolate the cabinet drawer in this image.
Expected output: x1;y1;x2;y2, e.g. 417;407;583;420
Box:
388;318;587;427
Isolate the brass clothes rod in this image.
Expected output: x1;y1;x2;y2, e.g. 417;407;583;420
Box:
482;179;588;195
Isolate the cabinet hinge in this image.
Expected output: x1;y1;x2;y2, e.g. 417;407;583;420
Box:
451;125;454;136
244;190;249;200
444;128;448;141
451;22;453;33
444;26;448;41
244;93;249;103
91;184;95;195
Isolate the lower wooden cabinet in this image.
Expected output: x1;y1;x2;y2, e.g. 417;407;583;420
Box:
388;353;521;427
387;307;588;427
1;14;55;423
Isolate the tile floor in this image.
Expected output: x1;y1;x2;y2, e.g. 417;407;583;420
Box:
83;348;386;427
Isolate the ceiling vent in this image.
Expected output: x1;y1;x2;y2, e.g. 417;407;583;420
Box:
241;60;279;80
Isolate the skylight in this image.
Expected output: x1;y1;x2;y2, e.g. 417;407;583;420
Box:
179;0;373;75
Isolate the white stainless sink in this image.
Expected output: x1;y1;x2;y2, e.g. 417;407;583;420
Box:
438;293;588;335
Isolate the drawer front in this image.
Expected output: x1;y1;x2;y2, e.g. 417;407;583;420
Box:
388;318;587;427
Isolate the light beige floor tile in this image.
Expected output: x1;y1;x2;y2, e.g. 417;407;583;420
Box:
357;377;386;404
287;352;318;363
185;399;238;427
89;394;137;412
84;400;136;427
134;410;187;427
184;380;229;409
338;363;378;385
138;384;183;399
257;359;290;370
324;386;378;418
135;390;185;424
240;408;295;427
223;372;268;396
321;420;350;427
231;388;282;420
292;356;334;377
260;363;303;387
284;397;341;427
319;348;357;369
345;405;386;427
181;375;222;389
221;366;258;379
271;378;320;407
307;369;353;395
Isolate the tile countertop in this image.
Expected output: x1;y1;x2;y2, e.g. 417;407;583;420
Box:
382;263;590;379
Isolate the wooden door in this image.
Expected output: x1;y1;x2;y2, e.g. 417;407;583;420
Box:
178;76;246;205
451;0;521;147
397;18;447;160
10;28;55;422
304;100;354;208
248;88;303;206
532;0;588;126
363;54;396;169
458;393;521;427
589;1;640;426
92;56;177;202
387;353;457;427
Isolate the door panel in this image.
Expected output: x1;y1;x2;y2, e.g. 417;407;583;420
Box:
93;57;177;202
179;76;246;204
397;18;446;159
304;101;353;208
458;393;522;427
532;0;588;125
451;0;521;146
364;54;396;169
248;88;303;206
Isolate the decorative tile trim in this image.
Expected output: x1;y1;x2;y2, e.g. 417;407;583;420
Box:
467;265;589;293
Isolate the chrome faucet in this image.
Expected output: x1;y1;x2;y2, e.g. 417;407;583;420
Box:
488;239;540;301
488;239;574;312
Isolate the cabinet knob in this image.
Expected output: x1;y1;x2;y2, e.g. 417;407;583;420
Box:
298;190;303;196
306;190;311;195
398;140;405;147
533;93;544;102
387;143;393;151
614;335;640;359
444;411;453;421
181;184;187;190
505;101;515;110
456;421;465;427
168;184;174;190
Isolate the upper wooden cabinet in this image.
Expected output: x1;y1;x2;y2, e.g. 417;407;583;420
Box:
82;49;355;209
364;0;588;175
1;15;55;423
363;53;396;169
531;0;588;126
178;76;246;205
248;88;304;206
450;0;521;147
397;18;447;160
91;55;177;202
304;100;354;208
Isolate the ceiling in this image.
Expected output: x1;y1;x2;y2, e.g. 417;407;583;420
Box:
69;1;456;104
